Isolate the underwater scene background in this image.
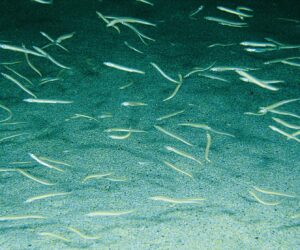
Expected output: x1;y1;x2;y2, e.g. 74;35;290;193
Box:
0;0;299;249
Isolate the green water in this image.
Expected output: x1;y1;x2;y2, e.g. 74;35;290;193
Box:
0;0;299;249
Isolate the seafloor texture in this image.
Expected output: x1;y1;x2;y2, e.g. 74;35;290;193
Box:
0;0;299;249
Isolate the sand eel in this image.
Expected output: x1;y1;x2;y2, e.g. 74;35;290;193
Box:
17;168;55;186
269;125;300;143
0;133;28;143
207;43;236;48
291;130;300;137
245;98;300;116
268;109;300;119
68;227;101;240
85;210;135;217
98;113;113;119
0;61;22;65
23;44;42;77
278;44;300;50
154;125;193;146
4;65;33;86
0;104;13;123
277;17;300;23
244;47;277;53
253;186;296;198
31;0;53;4
103;16;156;43
263;37;285;46
198;73;230;83
205;132;212;162
124;41;144;54
9;161;32;165
241;40;279;53
105;127;145;139
150;62;181;84
157;109;185;121
272;117;300;130
23;98;73;104
56;32;76;43
184;62;216;78
67;114;98;122
262;38;300;50
96;11;120;33
163;76;183;101
291;213;300;219
109;132;132;140
136;0;154;6
0;168;18;172
240;41;277;48
248;191;281;206
0;43;45;57
33;46;71;69
240;38;283;52
280;59;300;68
163;160;193;178
41;31;75;52
104;128;146;133
105;177;127;182
25;192;71;203
96;11;112;25
1;73;37;98
38;232;70;242
0;122;27;126
82;173;114;183
104;62;145;74
106;17;156;27
189;5;204;19
121;101;148;106
260;98;300;114
178;123;235;137
121;22;155;41
217;6;253;20
0;215;47;221
39;157;71;167
236;6;253;12
184;69;208;78
235;70;282;91
121;22;155;44
41;32;68;52
210;66;257;72
29;153;64;172
164;145;202;165
119;81;134;89
204;16;248;27
247;108;300;118
39;77;61;86
149;196;205;204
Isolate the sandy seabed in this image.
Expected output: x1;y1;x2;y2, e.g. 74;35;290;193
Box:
0;0;299;249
